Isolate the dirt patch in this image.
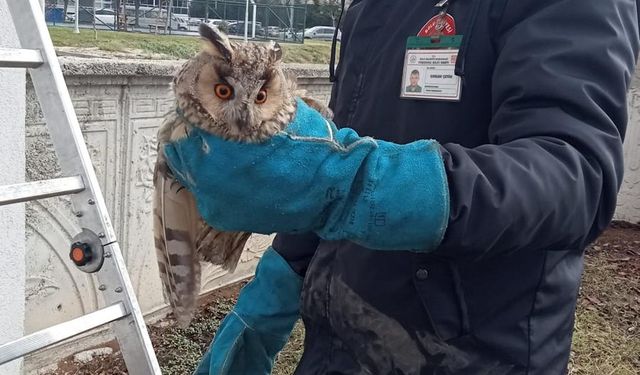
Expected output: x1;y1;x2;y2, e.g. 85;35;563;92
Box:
41;222;640;374
569;221;640;375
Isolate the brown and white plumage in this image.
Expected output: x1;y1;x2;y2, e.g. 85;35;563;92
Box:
153;24;332;327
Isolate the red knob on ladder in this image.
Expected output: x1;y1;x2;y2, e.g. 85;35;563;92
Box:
70;242;92;267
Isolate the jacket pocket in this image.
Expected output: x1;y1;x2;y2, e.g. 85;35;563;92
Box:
412;256;470;342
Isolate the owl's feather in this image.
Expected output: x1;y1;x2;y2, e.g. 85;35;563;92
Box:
153;23;332;327
153;164;201;327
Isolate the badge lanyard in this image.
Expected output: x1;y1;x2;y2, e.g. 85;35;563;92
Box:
400;0;463;101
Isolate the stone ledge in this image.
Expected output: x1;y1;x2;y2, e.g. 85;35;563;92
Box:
57;56;330;79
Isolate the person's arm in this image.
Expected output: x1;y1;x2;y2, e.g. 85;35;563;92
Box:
438;0;640;258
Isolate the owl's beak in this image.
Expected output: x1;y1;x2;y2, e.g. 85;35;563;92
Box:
236;103;256;130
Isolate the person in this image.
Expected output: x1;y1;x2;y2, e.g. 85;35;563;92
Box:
406;69;422;93
164;0;640;374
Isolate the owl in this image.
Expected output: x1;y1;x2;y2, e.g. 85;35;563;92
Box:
153;23;332;327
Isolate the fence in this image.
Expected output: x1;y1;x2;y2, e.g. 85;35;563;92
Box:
44;0;308;43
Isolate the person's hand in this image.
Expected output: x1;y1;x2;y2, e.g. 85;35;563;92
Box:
164;98;450;251
193;248;302;375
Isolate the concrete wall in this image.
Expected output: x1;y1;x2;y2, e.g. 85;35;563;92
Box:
0;1;27;374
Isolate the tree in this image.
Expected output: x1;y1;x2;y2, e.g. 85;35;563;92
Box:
305;0;341;27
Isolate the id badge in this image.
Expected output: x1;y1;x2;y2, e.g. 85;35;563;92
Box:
400;35;463;101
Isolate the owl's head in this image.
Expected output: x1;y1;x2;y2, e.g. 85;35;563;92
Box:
173;23;295;141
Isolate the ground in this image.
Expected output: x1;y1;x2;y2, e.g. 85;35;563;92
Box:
49;27;337;64
42;222;640;374
568;222;640;374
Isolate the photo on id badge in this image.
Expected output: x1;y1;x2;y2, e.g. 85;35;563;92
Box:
406;68;423;93
401;45;462;101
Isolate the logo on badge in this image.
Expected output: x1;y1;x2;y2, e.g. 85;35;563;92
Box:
417;13;456;37
409;55;417;64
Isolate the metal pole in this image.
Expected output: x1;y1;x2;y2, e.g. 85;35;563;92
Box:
289;3;294;33
93;1;97;40
244;0;249;42
74;0;80;33
168;0;173;35
251;0;256;39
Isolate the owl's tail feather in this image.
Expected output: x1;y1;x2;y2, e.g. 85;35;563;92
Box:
153;157;201;328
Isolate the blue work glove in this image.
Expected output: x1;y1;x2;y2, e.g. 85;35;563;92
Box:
165;98;449;251
193;247;302;375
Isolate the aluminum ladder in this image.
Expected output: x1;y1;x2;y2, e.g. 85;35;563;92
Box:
0;1;162;373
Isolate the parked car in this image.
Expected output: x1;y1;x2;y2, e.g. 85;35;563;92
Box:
266;26;282;37
65;10;75;22
203;19;226;27
201;19;230;32
185;18;202;32
227;21;265;37
125;9;188;31
94;8;116;26
300;26;341;41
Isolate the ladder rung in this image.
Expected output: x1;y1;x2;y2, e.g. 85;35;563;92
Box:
0;302;128;365
0;47;44;68
0;176;85;206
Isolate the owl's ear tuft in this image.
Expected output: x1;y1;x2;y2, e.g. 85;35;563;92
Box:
199;23;233;61
267;41;283;63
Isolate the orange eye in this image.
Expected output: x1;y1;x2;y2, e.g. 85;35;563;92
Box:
255;89;268;104
214;83;233;100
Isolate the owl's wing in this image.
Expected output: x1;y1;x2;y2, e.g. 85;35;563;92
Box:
153;153;201;328
153;118;254;327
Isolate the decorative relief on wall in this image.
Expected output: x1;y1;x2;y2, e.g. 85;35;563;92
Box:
24;88;123;333
25;199;99;334
135;134;158;213
122;120;166;311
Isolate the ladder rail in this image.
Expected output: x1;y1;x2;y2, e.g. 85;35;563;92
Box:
1;1;163;373
0;303;128;366
7;0;117;245
0;47;43;68
0;176;85;206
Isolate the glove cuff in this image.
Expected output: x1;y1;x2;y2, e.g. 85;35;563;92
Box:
233;247;303;332
193;248;302;375
318;139;450;252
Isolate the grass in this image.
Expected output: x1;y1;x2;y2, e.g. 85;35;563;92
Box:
150;297;304;375
48;26;337;64
568;225;640;374
273;322;305;375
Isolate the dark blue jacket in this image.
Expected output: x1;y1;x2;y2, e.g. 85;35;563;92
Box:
274;0;640;373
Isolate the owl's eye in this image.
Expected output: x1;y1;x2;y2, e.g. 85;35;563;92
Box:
214;83;233;100
255;89;268;104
